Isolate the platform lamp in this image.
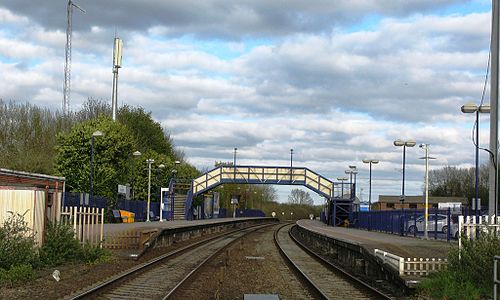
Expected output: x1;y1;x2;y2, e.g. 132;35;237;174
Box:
419;144;436;240
337;176;348;198
146;158;155;222
131;151;141;200
461;102;490;223
89;131;104;204
394;139;416;236
345;166;358;198
362;159;379;211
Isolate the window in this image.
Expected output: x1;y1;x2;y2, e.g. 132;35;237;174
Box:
409;203;417;209
386;203;395;209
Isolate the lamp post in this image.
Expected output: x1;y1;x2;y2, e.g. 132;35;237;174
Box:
419;144;436;239
146;158;154;222
345;166;358;198
337;176;348;198
233;147;237;180
89;131;103;203
394;139;416;235
362;159;379;211
461;102;490;222
290;148;294;182
131;151;141;200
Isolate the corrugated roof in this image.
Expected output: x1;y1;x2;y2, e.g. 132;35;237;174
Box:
0;168;65;190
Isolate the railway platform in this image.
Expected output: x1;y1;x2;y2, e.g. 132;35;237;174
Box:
297;219;453;258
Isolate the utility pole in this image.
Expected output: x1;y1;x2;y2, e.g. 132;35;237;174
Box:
63;0;85;115
490;0;499;218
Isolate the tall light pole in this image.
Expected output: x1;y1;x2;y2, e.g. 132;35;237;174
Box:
461;102;491;222
490;0;499;218
337;177;348;198
362;159;379;211
131;151;141;200
345;166;358;198
233;147;237;180
394;139;416;235
419;144;436;239
290;148;294;182
89;131;103;203
146;158;154;222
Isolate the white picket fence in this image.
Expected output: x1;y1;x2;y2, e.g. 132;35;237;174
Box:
374;249;447;276
60;206;104;247
458;215;500;251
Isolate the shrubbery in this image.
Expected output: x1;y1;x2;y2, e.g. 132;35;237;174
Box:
0;212;109;286
419;230;500;299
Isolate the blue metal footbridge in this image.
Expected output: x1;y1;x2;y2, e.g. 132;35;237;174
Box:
169;165;354;225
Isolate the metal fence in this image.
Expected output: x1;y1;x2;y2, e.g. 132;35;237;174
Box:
63;192;107;208
352;208;474;241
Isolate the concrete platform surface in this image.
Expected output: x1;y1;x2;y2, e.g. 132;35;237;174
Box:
296;219;454;259
103;217;270;234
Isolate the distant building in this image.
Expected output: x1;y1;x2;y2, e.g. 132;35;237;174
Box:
0;168;65;244
373;195;468;211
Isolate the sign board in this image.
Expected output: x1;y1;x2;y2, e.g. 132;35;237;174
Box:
213;192;220;216
231;196;239;205
439;202;462;212
204;195;213;219
160;188;172;220
117;185;130;200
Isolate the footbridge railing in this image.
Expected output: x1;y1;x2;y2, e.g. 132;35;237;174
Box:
191;165;335;199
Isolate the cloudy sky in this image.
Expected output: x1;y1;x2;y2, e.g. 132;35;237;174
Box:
0;0;494;204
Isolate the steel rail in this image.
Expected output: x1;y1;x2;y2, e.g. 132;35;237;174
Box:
274;222;329;299
288;224;394;300
69;223;273;299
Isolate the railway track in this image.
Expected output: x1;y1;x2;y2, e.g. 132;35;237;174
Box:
68;223;273;300
274;223;394;300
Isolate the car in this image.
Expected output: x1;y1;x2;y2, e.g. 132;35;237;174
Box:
406;214;453;234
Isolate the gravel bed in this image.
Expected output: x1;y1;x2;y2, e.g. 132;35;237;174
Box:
173;223;314;299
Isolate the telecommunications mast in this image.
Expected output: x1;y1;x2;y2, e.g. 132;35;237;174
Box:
63;0;85;115
111;37;123;121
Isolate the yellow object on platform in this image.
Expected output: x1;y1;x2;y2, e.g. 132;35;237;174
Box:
119;210;135;223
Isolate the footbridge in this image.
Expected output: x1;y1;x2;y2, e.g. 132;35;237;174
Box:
169;165;354;225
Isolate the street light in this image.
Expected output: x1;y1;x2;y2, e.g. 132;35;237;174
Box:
419;144;436;239
89;131;104;203
290;148;294;182
131;151;141;200
345;166;358;198
394;139;416;236
362;159;379;211
146;158;154;222
337;176;348;198
461;102;490;222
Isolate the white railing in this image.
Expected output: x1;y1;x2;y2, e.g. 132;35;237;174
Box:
458;215;500;251
374;249;447;276
60;206;104;247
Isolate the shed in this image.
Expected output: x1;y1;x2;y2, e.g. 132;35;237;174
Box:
0;168;65;245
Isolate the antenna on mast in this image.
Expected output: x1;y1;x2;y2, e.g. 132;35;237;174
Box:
63;0;85;115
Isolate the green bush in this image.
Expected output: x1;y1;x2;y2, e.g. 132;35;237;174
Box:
39;222;82;266
0;212;38;270
81;242;109;264
0;264;35;287
419;230;500;299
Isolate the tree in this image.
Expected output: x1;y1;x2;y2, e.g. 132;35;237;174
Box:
429;165;488;207
55;116;135;203
288;188;314;205
118;105;176;159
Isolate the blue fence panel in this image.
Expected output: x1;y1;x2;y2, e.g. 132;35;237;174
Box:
218;208;228;218
62;192;107;208
352;208;460;241
117;200;147;221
